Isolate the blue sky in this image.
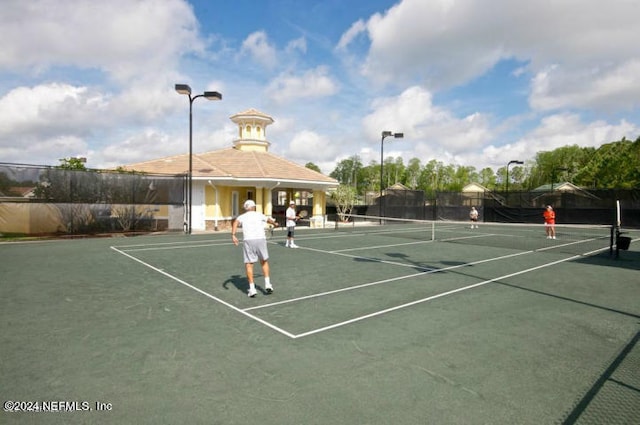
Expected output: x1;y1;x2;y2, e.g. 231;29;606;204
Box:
1;0;639;174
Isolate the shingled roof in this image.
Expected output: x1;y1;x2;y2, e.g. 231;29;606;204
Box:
122;147;338;189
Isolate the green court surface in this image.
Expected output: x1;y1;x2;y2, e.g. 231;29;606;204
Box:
1;224;639;424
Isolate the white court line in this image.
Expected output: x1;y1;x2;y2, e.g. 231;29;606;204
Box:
114;238;229;249
109;245;296;339
244;250;533;311
302;244;438;270
332;239;435;253
119;240;235;252
111;231;617;339
292;253;585;339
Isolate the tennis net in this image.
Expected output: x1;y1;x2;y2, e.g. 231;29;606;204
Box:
335;214;615;256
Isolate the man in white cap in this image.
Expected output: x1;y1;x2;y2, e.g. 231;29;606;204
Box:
231;200;279;297
285;200;299;248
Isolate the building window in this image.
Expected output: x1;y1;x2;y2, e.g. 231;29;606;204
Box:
245;125;251;136
277;190;287;205
300;190;312;206
232;191;239;217
247;190;254;201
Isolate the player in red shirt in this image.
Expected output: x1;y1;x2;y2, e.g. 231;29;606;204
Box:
543;205;556;239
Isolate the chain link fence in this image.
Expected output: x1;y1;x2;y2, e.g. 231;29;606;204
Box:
0;163;186;236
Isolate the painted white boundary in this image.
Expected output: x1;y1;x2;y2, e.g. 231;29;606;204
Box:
111;232;612;339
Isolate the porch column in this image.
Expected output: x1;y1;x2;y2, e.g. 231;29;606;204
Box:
311;190;325;228
255;188;264;213
263;187;274;216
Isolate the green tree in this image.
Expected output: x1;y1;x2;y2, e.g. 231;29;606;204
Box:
58;157;88;170
451;165;477;191
575;137;640;188
382;156;404;189
330;156;362;186
305;162;322;173
331;184;358;221
509;165;525;190
360;161;379;193
479;167;496;189
405;158;422;189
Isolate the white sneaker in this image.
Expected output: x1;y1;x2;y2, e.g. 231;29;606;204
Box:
265;283;273;294
552;236;556;239
247;287;257;297
546;236;551;239
290;243;299;248
285;241;290;247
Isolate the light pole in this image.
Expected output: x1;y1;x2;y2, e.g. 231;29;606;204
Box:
506;160;524;204
380;130;403;218
175;84;222;235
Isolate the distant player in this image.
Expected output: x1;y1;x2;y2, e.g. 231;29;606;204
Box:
543;205;556;239
285;201;299;248
469;206;479;229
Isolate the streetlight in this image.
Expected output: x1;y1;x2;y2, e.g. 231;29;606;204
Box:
506;160;524;204
380;130;403;218
175;84;222;235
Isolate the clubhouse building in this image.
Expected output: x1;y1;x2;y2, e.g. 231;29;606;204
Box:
123;108;339;231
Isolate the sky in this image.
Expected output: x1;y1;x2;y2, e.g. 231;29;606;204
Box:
1;0;639;175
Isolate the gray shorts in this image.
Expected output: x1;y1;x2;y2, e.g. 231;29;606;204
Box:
242;238;269;264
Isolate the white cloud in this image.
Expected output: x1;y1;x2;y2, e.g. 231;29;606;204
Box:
0;134;88;166
239;31;278;69
0;84;107;139
530;60;640;112
100;130;178;168
340;0;640;113
0;0;202;83
477;113;638;169
363;86;493;153
284;130;338;164
286;37;307;54
336;19;367;51
266;66;338;104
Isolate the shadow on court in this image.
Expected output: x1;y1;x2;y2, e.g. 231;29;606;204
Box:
561;330;640;424
1;233;639;424
573;248;640;270
222;273;273;295
223;274;248;293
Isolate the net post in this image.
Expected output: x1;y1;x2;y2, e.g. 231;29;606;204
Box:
609;225;614;256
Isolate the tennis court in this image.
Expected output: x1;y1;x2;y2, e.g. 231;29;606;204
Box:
1;218;639;424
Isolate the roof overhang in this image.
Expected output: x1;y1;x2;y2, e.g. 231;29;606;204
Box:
196;176;338;190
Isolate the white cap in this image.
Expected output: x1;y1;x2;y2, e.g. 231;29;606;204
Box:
243;200;256;209
289;200;295;205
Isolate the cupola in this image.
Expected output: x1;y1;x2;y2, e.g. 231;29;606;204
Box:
229;108;274;152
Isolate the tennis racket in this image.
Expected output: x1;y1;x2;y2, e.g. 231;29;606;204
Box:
266;221;279;239
297;210;308;219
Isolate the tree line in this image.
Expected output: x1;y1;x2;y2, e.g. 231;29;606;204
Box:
323;136;640;198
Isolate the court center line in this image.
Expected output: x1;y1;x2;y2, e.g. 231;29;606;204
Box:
119;240;235;252
244;250;533;311
109;245;296;339
111;232;618;339
332;239;435;253
291;253;583;339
